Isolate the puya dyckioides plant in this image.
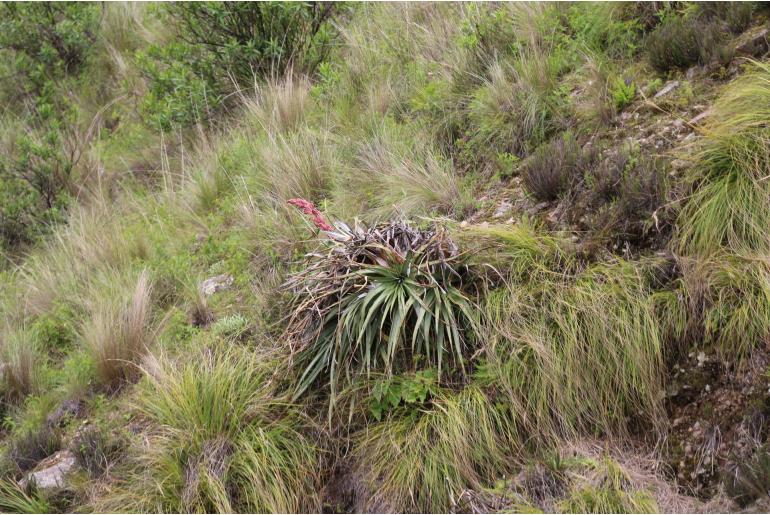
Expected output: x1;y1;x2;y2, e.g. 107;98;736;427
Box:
284;199;478;407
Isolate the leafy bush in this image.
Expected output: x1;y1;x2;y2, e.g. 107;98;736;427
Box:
138;2;339;129
522;132;596;202
645;14;728;73
285;219;478;405
0;2;98;96
369;369;438;421
0;2;99;251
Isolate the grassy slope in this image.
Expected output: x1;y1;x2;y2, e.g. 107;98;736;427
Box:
0;2;769;513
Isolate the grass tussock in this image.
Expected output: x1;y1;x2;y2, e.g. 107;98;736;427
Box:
352;125;472;218
98;348;319;513
0;479;52;513
81;269;155;390
352;386;512;513
0;328;40;402
679;254;770;359
477;226;665;442
244;74;312;134
677;61;770;256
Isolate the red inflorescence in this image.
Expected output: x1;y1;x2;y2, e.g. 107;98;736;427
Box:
287;198;333;231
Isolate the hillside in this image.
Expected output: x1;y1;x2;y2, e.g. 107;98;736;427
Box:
1;2;770;513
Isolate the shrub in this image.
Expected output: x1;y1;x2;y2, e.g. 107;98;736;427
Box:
0;3;98;95
81;270;155;390
138;2;339;129
698;2;754;34
285;219;478;405
578;149;668;248
645;15;714;73
0;2;99;252
102;348;319;513
522;132;596;202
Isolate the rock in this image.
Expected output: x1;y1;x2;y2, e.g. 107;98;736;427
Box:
671;159;693;171
492;201;512;219
199;274;234;296
19;450;77;491
688;110;710;126
735;26;769;57
46;399;83;427
654;80;680;99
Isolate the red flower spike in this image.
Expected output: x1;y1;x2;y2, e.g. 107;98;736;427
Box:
287;198;333;231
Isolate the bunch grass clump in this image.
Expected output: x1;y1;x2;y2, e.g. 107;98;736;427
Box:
679;254;770;359
285;219;478;404
474;225;665;443
351;385;512;513
81;269;155;390
99;348;319;513
558;457;658;513
0;328;40;402
677;60;770;256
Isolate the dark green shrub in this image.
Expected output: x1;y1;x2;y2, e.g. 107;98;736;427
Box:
646;13;731;73
138;2;340;129
645;16;702;72
522;132;596;202
0;2;98;251
0;2;98;97
577;149;668;247
698;2;754;34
